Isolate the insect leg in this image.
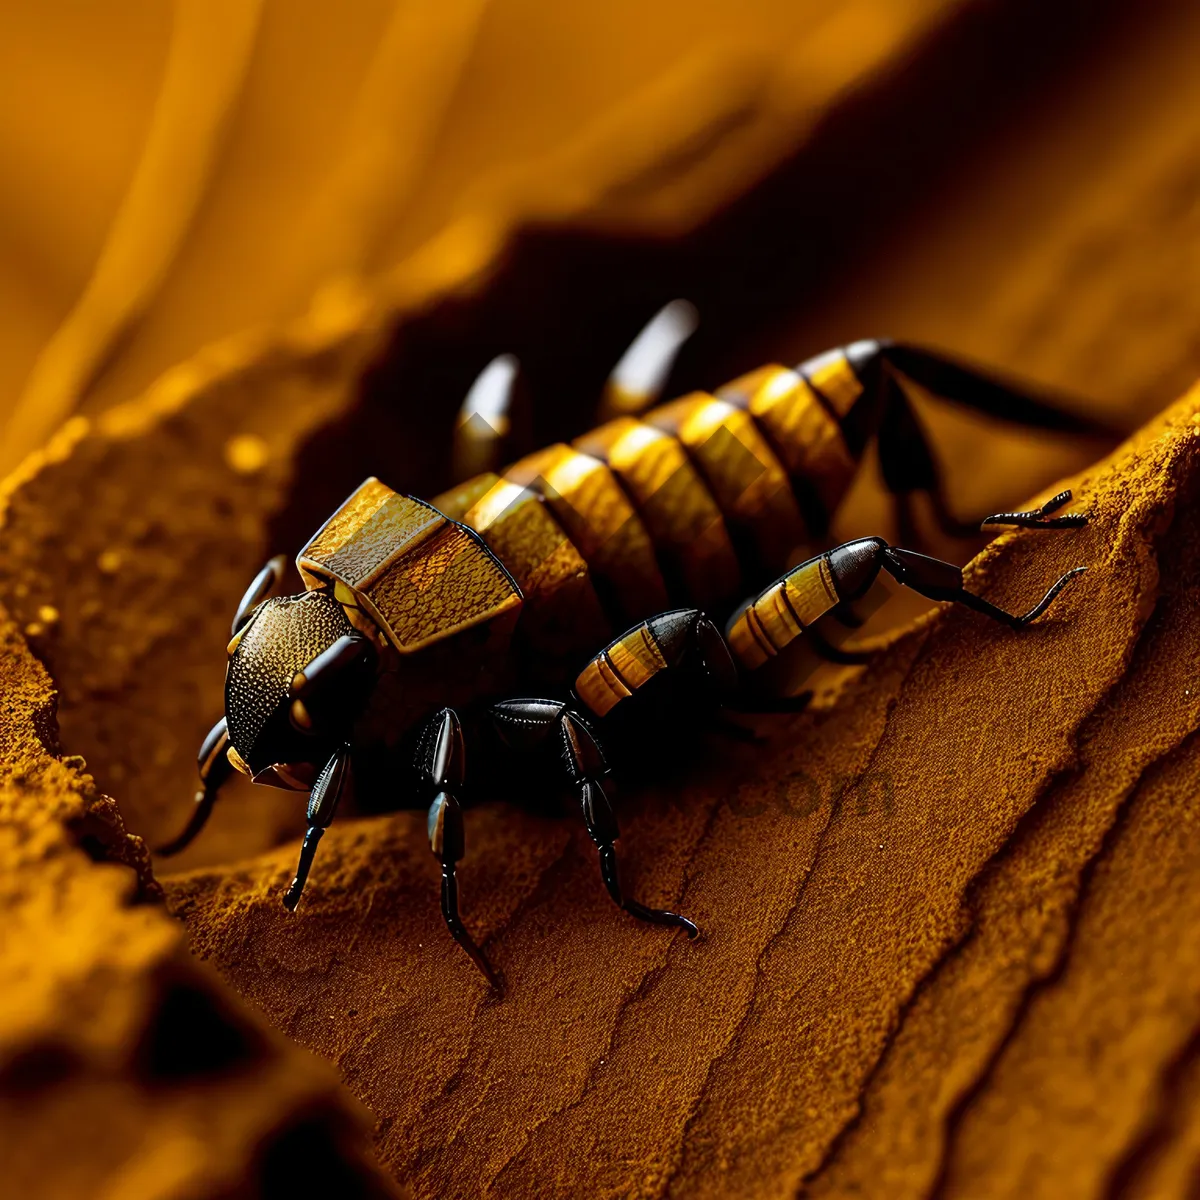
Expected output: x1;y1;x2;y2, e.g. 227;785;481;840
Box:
155;716;234;856
451;354;520;480
282;742;351;911
418;709;501;992
489;699;699;938
875;374;1016;541
725;516;1088;715
881;343;1125;436
231;555;287;636
849;341;1121;540
597;299;698;422
161;553;292;859
880;545;1086;629
980;488;1089;530
562;709;699;937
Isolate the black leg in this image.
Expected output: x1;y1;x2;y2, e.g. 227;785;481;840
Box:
156;717;234;856
880;545;1086;629
887;424;1092;540
981;488;1089;530
847;341;1121;541
561;708;697;937
895;486;981;543
882;343;1124;436
875;375;985;540
490;699;699;939
231;555;287;636
418;709;501;992
282;742;351;911
885;481;1090;625
160;554;292;858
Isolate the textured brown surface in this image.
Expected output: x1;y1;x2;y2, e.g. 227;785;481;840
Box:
0;316;386;872
163;387;1200;1198
0;605;397;1200
3;2;1200;1197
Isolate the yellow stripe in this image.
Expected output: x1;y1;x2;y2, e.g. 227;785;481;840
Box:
606;418;669;469
653;392;809;571
728;556;841;672
803;350;863;418
463;478;531;533
575;415;742;610
505;443;669;617
575;655;631;717
677;395;735;444
783;557;840;626
743;367;856;518
752;581;803;650
607;624;667;689
714;364;788;408
727;609;769;671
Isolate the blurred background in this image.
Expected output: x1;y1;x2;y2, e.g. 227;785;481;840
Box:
5;4;1200;1195
3;0;1198;500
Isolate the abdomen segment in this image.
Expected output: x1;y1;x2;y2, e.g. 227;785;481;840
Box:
434;355;862;667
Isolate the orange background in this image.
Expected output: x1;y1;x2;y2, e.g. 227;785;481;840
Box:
3;3;1200;1199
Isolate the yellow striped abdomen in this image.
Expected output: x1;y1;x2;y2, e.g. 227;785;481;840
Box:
433;352;865;668
725;554;841;671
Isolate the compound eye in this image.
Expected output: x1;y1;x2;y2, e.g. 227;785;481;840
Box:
231;555;287;637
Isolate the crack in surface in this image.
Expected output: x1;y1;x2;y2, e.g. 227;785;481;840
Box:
920;441;1195;1199
782;457;1182;1198
485;787;731;1193
1103;1020;1200;1199
661;642;929;1198
924;722;1187;1200
802;579;1172;1194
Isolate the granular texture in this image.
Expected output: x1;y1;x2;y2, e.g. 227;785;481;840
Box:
3;5;1200;1197
5;228;1200;1200
0;607;399;1199
161;391;1200;1199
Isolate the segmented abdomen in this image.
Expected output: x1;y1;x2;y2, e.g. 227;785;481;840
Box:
432;351;865;669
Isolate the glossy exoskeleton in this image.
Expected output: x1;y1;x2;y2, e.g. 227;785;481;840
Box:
159;333;1110;992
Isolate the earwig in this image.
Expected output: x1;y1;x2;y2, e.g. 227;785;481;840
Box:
160;310;1111;993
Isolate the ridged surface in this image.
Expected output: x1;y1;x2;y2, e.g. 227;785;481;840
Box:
0;608;398;1200
166;385;1200;1199
0;3;1198;1195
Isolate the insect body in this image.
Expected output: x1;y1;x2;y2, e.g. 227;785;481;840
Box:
160;338;1105;991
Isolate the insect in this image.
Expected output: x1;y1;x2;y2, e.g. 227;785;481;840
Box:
159;328;1111;991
